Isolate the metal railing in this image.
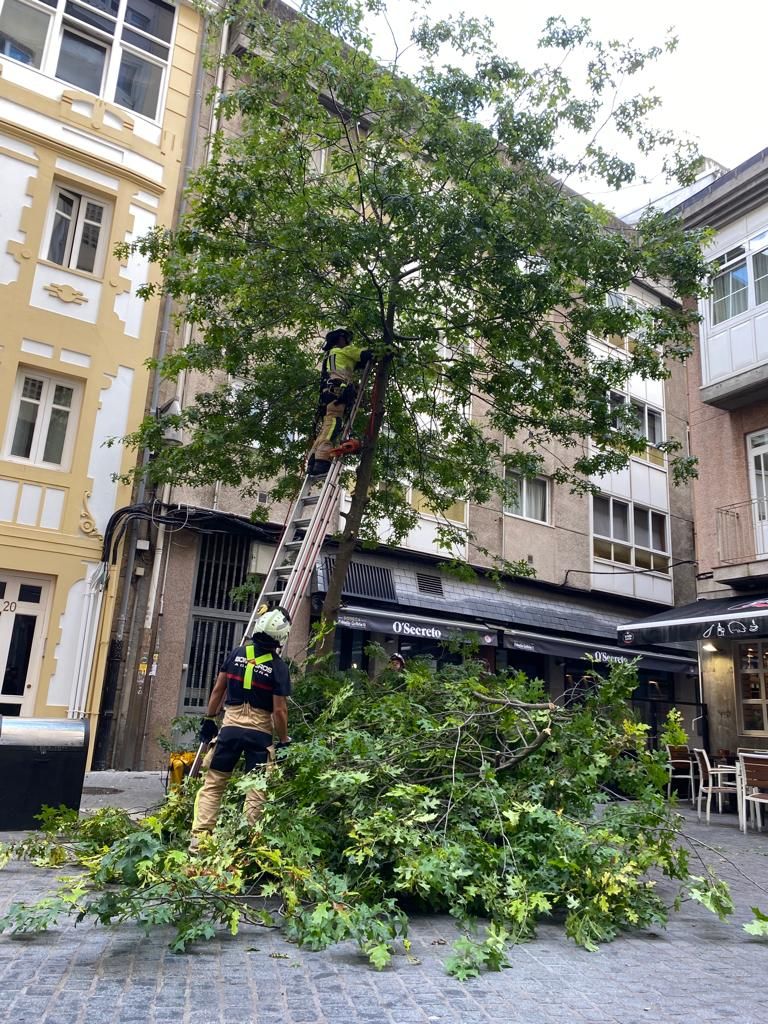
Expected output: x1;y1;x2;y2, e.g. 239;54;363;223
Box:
716;498;768;564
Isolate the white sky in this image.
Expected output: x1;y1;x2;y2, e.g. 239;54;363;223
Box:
369;0;768;214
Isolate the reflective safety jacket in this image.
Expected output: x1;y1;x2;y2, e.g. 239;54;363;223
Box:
219;637;291;712
321;343;369;384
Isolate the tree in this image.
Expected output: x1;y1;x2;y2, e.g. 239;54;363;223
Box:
122;0;708;649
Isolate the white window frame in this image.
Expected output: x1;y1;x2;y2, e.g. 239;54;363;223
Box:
41;183;112;276
592;494;670;575
3;368;82;471
710;230;768;327
608;391;665;466
735;641;768;736
503;471;549;524
0;0;176;123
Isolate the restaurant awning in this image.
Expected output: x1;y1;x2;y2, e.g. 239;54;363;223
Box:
504;630;696;674
618;594;768;646
336;606;499;645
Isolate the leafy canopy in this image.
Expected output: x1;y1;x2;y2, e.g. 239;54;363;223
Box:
122;0;707;552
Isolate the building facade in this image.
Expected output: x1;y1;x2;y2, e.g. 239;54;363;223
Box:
620;149;768;755
0;0;204;752
120;270;702;770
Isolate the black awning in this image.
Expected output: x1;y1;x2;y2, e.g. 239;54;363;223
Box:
504;631;696;674
618;595;768;645
336;606;498;645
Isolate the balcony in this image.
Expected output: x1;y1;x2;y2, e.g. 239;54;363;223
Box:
715;499;768;586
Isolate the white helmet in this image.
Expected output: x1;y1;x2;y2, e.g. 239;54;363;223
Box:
252;606;291;646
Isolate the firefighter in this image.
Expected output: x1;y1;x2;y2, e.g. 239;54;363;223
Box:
189;607;292;851
308;327;371;476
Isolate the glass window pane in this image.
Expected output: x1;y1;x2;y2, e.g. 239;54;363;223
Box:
124;0;174;41
741;674;763;701
64;0;115;34
42;406;70;464
634;547;652;569
593;537;612;560
505;473;522;516
1;614;37;698
0;0;50;67
122;27;168;58
56;30;106;94
21;377;44;401
646;408;662;446
53;384;74;408
612;501;629;541
743;705;766;732
594;496;611;537
525;478;547;522
633;506;650;547
10;399;39;458
79;0;120;14
47;211;74;265
115;50;162;118
651;512;667;551
84;201;103;224
613;542;632;564
755;250;768;307
76;219;100;272
18;584;42;603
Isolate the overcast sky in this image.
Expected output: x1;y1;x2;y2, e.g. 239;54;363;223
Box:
369;0;768;213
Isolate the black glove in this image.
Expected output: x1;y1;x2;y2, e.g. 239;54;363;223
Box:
274;738;292;760
199;717;219;744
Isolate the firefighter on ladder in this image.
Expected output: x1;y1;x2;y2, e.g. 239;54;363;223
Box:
189;607;292;851
307;327;371;476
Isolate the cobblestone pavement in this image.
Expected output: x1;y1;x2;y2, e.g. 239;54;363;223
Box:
1;779;767;1024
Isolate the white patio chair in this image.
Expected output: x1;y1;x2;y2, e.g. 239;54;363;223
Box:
693;748;738;824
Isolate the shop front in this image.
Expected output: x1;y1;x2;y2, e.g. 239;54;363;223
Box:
335;606;498;672
620;594;768;754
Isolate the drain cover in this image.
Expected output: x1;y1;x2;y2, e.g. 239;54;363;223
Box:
82;786;121;795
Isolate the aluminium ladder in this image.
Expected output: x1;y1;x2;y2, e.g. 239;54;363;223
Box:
242;365;371;638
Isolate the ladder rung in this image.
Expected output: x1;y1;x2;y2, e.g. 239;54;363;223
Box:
300;494;320;506
274;564;294;576
293;517;312;528
285;540;303;550
261;590;285;601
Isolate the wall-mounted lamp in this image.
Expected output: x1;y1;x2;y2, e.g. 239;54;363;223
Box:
702;642;718;653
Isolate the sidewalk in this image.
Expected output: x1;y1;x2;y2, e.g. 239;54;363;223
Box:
1;775;767;1024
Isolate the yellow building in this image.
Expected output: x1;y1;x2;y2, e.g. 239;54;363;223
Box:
0;0;204;753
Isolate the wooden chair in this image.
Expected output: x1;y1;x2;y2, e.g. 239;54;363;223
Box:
738;752;768;833
665;744;696;805
693;748;738;824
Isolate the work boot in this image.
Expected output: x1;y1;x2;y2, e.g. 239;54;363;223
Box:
309;459;331;476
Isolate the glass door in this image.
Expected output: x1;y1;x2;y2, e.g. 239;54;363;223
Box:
748;430;768;559
0;574;50;717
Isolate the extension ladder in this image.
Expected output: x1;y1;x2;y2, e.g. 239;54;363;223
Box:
242;366;371;637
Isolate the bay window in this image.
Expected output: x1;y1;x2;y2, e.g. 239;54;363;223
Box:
711;232;768;326
593;495;669;574
0;0;175;120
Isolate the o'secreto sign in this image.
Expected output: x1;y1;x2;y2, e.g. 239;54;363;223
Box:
392;620;443;638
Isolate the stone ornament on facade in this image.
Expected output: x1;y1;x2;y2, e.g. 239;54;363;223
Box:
79;491;101;538
44;282;89;305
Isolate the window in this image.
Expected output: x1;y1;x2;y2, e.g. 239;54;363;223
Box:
410;487;466;524
736;643;768;735
630;398;664;466
0;0;175;120
593;495;669;574
44;185;111;274
4;369;81;469
504;472;548;523
710;234;768;326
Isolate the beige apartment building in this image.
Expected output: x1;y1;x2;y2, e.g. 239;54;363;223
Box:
0;0;204;758
111;271;702;769
621;149;768;755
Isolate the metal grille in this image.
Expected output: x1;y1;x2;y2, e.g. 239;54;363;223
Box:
323;558;397;602
416;572;444;596
183;616;243;710
194;533;255;612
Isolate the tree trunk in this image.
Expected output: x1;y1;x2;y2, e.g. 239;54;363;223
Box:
317;351;393;660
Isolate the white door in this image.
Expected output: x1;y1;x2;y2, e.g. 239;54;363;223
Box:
0;574;51;717
748;430;768;559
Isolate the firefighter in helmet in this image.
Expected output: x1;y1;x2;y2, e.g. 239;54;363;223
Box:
308;327;371;476
189;607;292;851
